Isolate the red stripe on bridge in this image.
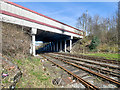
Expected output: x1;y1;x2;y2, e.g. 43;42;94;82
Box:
1;10;83;36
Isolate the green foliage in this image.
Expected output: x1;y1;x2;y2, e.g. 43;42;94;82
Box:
89;36;100;51
16;59;23;66
31;71;49;81
14;57;54;88
2;79;9;84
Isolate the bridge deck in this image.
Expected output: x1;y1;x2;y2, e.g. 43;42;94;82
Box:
1;0;84;38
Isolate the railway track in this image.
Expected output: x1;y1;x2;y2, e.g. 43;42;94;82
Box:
53;53;120;70
41;53;120;88
41;55;100;90
54;52;120;65
49;53;120;78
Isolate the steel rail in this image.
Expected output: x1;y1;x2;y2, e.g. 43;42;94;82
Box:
50;54;120;78
51;54;120;75
41;55;99;90
46;54;120;87
53;53;120;70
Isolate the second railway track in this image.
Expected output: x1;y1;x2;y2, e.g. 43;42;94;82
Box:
50;53;120;78
54;52;120;65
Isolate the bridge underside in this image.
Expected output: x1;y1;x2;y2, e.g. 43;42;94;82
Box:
36;29;71;42
34;29;80;55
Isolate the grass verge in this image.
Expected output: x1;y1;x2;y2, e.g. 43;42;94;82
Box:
81;53;119;60
12;56;54;88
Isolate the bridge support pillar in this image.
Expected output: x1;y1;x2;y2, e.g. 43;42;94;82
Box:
31;28;37;56
46;45;48;51
53;43;55;52
32;35;36;56
46;46;47;51
47;45;49;52
49;44;50;52
70;36;73;53
56;42;58;52
60;41;62;52
52;42;54;52
64;40;67;52
48;44;50;52
51;42;53;52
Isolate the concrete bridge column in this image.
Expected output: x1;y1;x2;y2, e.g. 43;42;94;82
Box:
52;43;54;52
46;45;47;52
31;28;37;56
44;46;46;51
51;42;53;52
64;40;67;52
53;43;55;52
32;35;35;55
46;45;48;51
48;44;50;52
56;42;58;52
70;36;73;53
52;42;54;52
44;45;45;52
45;45;47;52
47;45;49;52
60;41;62;52
70;39;72;53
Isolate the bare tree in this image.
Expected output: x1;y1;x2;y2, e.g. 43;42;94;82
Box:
76;10;118;53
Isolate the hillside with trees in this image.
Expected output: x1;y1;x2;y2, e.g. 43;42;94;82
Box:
74;11;119;54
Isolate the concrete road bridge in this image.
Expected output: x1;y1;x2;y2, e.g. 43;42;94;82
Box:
1;0;84;56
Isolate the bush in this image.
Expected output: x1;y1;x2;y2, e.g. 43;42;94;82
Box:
89;36;100;51
98;44;118;53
